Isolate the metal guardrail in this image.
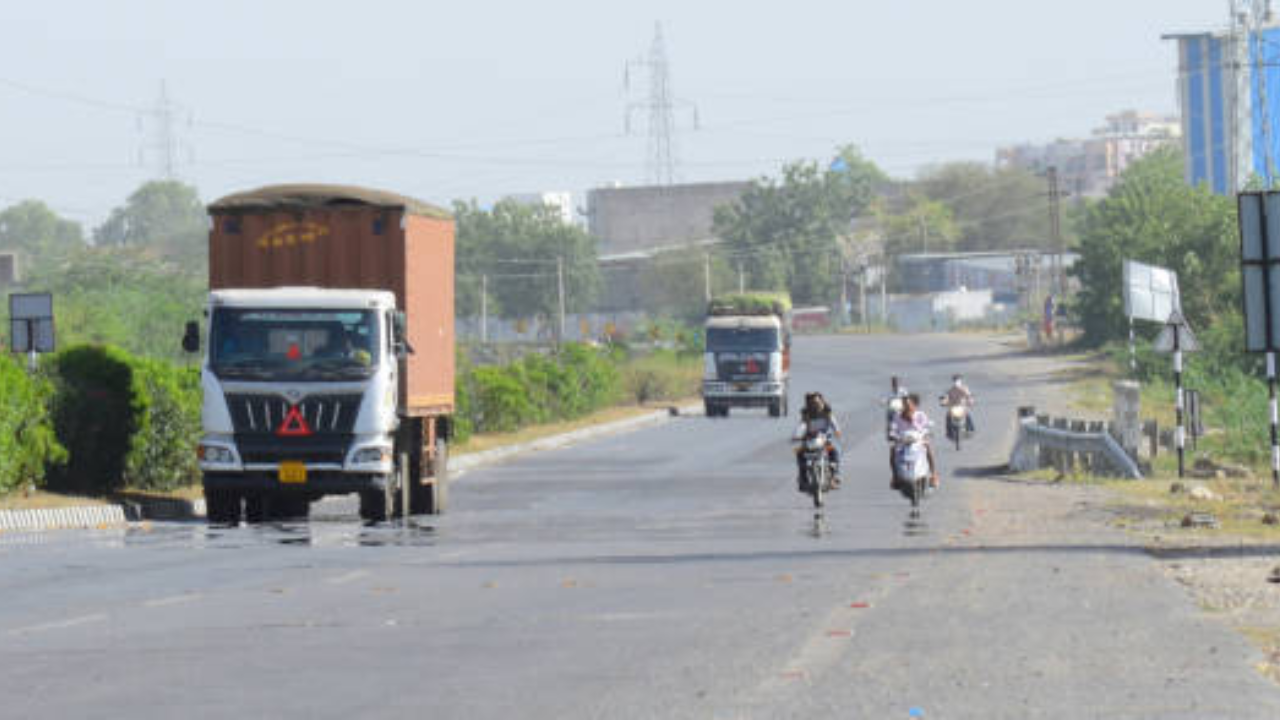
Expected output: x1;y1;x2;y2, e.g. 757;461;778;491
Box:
1009;416;1143;480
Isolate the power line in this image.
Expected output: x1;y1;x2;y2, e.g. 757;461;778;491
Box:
625;23;697;185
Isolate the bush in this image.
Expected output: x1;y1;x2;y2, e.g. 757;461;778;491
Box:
46;345;201;494
122;359;201;491
46;346;140;494
469;365;535;434
0;355;65;494
621;350;702;404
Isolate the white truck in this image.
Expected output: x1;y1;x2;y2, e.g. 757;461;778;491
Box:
701;293;792;418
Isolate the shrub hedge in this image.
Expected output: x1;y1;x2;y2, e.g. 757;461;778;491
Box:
0;355;65;494
44;346;200;494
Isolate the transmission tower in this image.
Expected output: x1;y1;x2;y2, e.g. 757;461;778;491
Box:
625;23;697;186
138;80;193;180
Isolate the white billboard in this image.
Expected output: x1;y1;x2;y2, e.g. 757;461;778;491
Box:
1123;260;1180;324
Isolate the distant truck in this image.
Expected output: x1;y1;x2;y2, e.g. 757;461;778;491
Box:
702;293;792;417
186;185;455;524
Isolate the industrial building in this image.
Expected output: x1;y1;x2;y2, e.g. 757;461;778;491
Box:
586;180;750;256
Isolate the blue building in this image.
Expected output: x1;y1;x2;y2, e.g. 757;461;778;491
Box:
1169;24;1280;193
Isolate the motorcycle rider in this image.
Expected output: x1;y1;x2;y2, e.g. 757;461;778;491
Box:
941;374;976;433
795;392;842;489
890;393;940;490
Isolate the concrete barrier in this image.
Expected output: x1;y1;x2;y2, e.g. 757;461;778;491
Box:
0;505;128;532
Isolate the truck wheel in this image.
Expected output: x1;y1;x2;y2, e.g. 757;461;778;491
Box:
769;399;782;418
411;439;449;515
359;487;392;523
243;493;268;524
205;489;241;525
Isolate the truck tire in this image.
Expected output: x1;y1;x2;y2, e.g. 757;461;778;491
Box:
205;489;241;525
704;401;718;418
769;398;782;418
243;493;268;524
359;483;397;523
410;439;449;515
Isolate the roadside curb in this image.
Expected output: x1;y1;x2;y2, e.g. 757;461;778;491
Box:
0;402;701;532
0;505;129;533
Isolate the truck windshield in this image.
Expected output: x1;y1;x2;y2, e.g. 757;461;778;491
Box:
706;327;779;352
210;308;380;381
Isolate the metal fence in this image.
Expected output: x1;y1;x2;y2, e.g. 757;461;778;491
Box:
1008;414;1143;479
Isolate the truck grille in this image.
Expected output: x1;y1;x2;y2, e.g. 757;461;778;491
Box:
715;352;770;381
235;435;353;465
226;394;361;435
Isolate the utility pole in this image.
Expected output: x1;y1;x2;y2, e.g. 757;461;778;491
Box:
480;274;489;344
1047;165;1063;295
860;264;869;331
737;262;745;294
556;257;566;345
917;215;928;256
839;258;849;326
624;23;697;185
703;252;712;303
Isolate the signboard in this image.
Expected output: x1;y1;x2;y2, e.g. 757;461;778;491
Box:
8;292;55;353
1123;260;1180;323
1153;311;1200;354
1239;192;1280;352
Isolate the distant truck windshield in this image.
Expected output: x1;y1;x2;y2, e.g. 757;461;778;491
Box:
210;308;380;381
706;327;779;352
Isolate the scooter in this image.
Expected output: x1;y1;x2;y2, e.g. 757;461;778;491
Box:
892;427;932;510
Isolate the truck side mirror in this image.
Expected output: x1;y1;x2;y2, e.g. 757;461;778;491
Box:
392;311;414;358
182;321;200;354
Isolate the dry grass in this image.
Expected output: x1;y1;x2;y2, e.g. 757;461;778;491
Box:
1101;474;1280;540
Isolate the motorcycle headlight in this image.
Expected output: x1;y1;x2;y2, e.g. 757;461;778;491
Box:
950;406;965;419
889;398;904;413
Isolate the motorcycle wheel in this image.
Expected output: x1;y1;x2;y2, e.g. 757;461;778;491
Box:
811;465;825;508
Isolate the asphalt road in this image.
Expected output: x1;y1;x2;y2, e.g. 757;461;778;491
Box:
3;333;1279;719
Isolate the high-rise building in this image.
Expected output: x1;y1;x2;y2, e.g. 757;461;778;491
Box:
1166;14;1280;194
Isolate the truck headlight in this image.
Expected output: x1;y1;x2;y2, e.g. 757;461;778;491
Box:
351;447;392;465
768;352;782;380
198;444;236;464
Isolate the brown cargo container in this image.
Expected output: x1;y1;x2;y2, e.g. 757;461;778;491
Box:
207;184;454;418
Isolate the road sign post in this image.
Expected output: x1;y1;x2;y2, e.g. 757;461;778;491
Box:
1154;311;1198;478
8;292;55;373
1238;191;1280;487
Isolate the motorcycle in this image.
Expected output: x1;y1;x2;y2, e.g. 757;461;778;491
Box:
797;430;835;509
892;427;932;510
940;398;971;451
885;396;905;437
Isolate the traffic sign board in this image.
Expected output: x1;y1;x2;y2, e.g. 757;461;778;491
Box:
1153;311;1200;354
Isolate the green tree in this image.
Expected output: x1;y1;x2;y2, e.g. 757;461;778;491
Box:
713;145;887;305
1072;146;1238;346
914;162;1053;251
454;199;600;319
874;195;960;258
0;200;85;271
94;180;206;262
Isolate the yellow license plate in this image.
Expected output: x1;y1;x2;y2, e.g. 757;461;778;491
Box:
278;462;307;484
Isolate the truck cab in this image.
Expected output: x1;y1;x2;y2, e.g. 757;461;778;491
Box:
702;294;791;418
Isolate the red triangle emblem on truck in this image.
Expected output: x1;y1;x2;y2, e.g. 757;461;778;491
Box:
276;405;312;437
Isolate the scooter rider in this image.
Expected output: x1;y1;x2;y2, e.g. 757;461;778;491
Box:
942;374;976;433
890;393;940;490
795;392;842;489
885;376;909;439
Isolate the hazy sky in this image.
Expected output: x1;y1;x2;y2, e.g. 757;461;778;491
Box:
0;0;1232;225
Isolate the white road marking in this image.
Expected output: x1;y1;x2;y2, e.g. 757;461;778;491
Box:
143;593;201;608
326;570;370;585
9;613;107;635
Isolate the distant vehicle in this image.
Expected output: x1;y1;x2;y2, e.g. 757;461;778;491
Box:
702;292;792;418
941;399;971;451
791;306;831;332
186;185;456;525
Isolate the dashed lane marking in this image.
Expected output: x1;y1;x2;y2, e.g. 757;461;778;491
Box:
143;593;201;608
8;613;107;636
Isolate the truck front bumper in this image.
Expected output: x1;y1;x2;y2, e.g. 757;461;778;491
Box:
202;470;390;495
703;381;786;406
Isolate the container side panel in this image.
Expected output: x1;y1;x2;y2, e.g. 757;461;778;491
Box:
403;214;455;415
